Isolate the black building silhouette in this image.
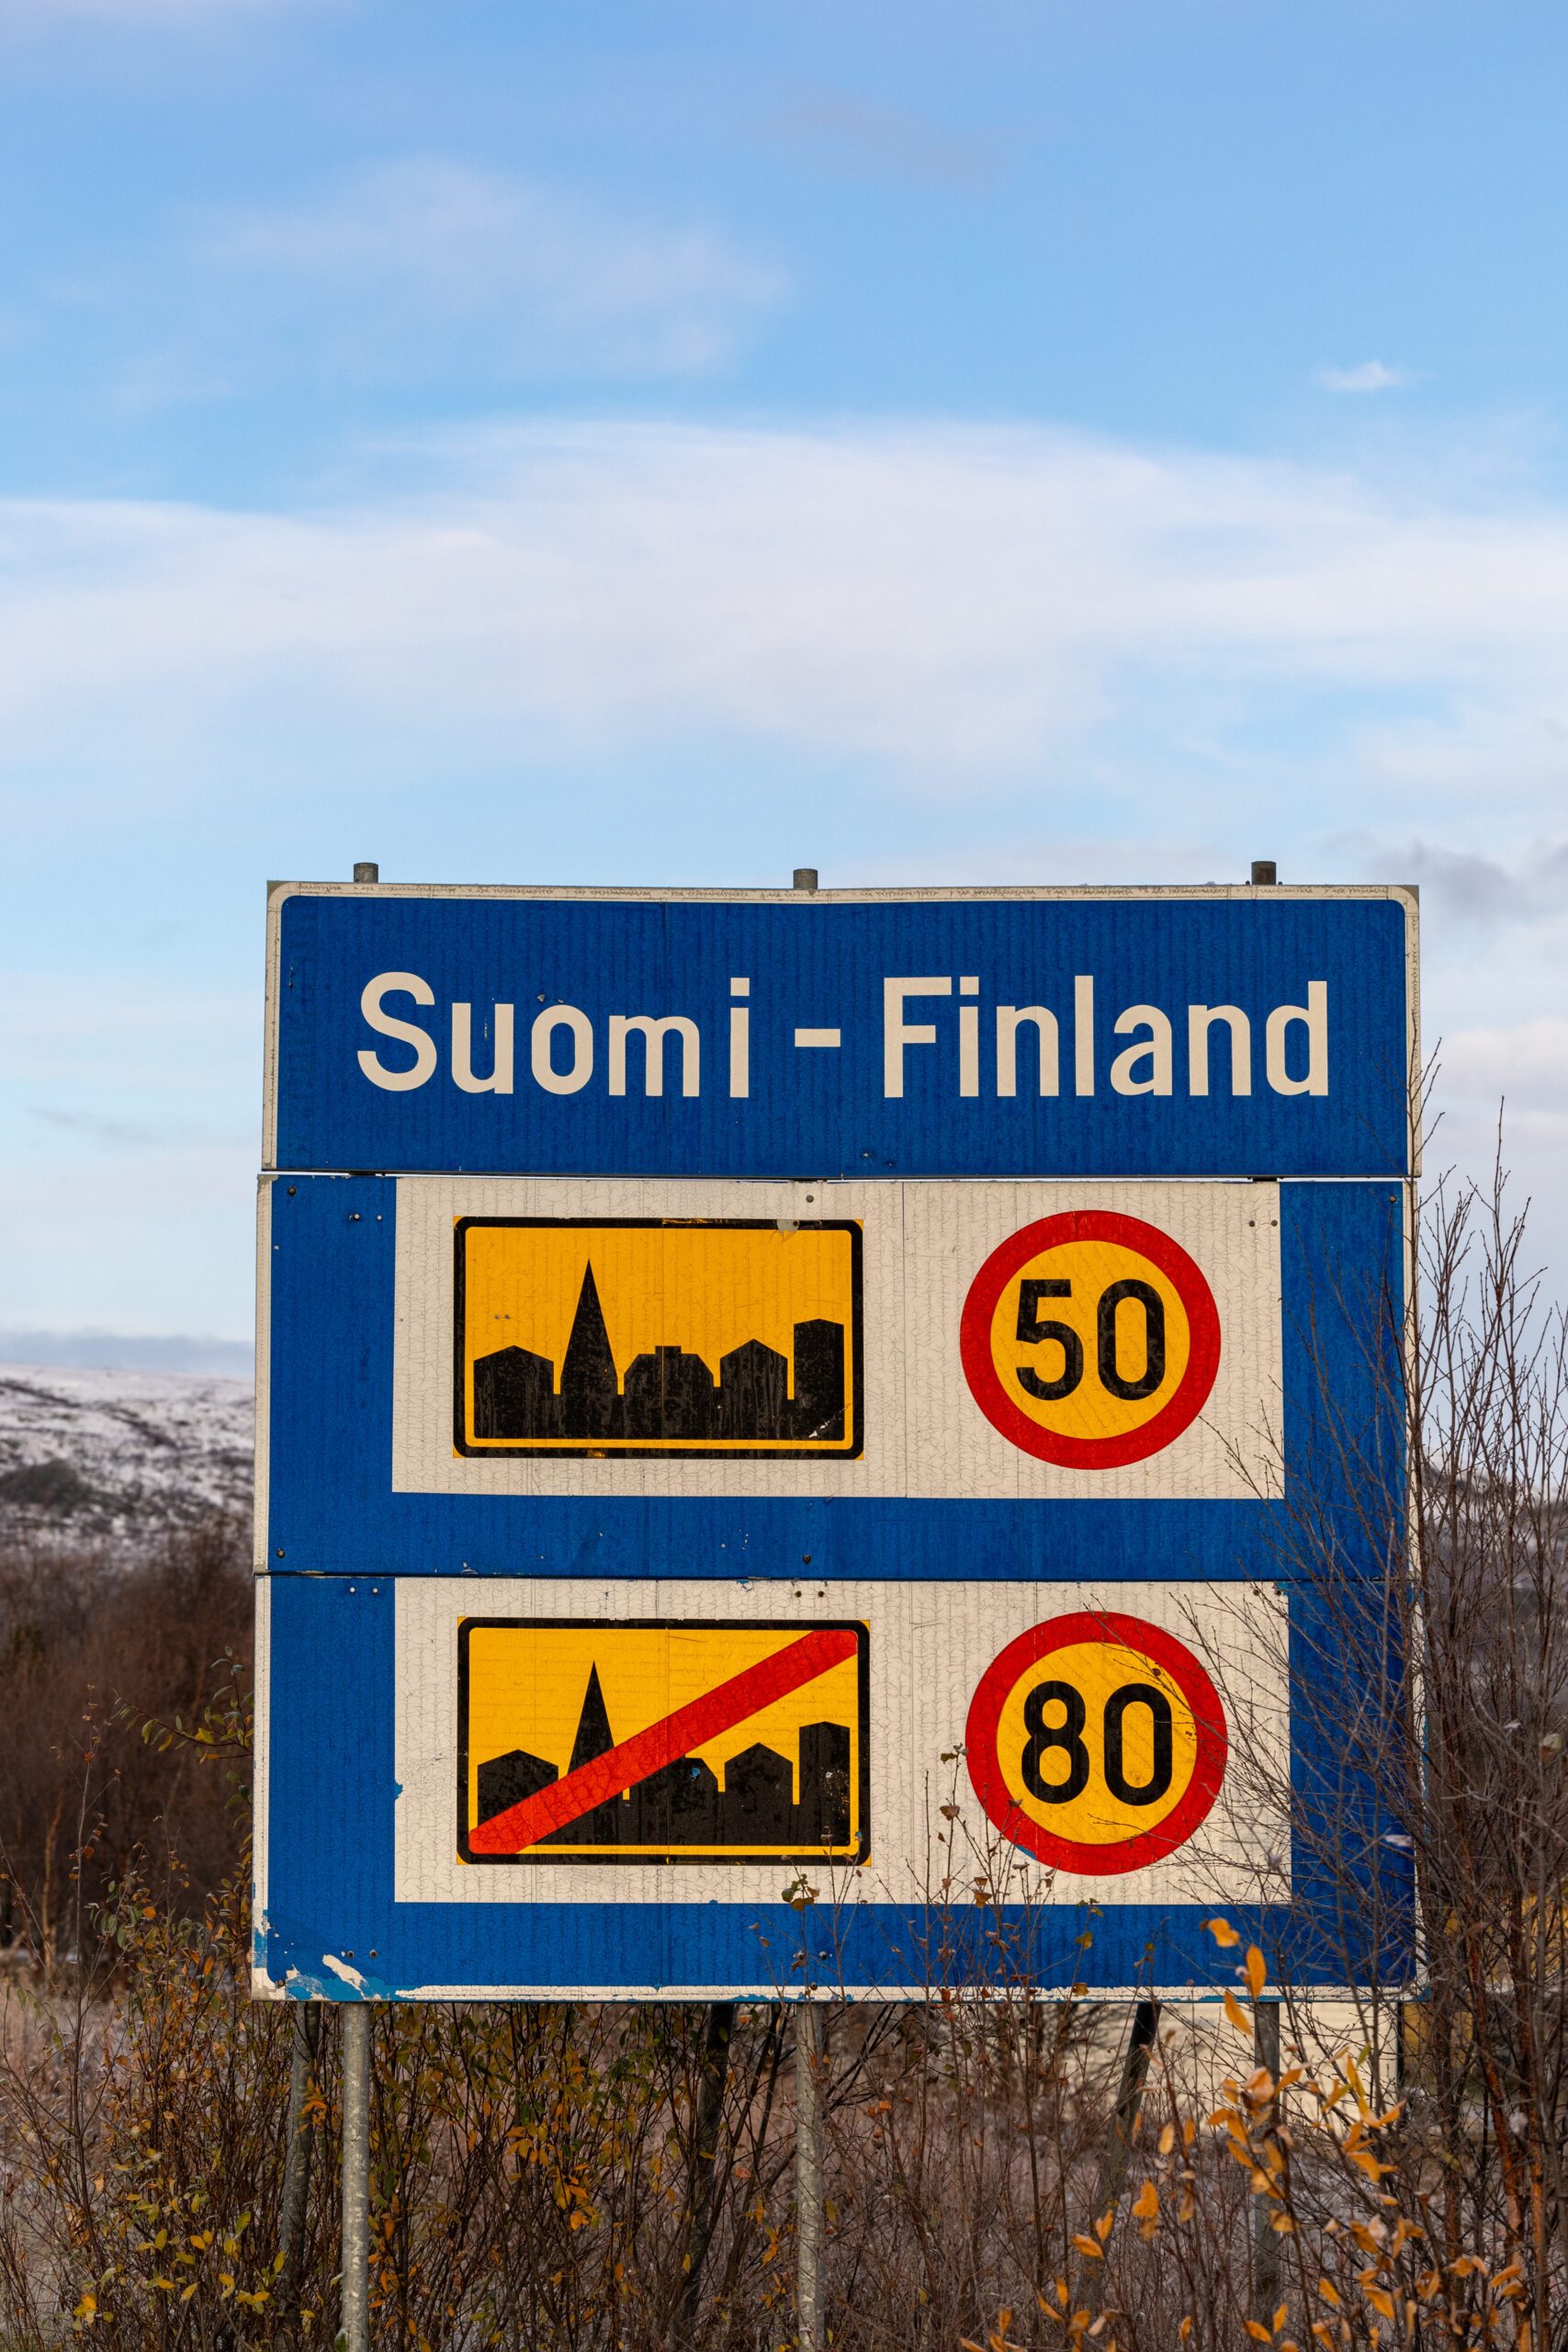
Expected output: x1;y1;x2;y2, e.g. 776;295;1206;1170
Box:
476;1745;556;1823
473;1668;855;1855
558;1265;624;1441
471;1346;561;1441
469;1261;848;1448
791;1319;847;1442
716;1339;787;1441
622;1344;717;1437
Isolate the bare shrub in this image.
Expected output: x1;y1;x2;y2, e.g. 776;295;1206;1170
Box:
0;1516;250;1968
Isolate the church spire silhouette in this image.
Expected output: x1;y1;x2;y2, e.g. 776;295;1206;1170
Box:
565;1663;626;1842
558;1261;624;1440
568;1664;615;1772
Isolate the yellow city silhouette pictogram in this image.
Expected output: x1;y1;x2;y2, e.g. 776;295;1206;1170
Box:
458;1618;869;1864
455;1216;862;1457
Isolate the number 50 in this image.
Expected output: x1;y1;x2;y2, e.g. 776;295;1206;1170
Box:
1015;1277;1167;1404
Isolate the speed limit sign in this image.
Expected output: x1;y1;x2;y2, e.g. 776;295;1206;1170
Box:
964;1610;1228;1874
959;1209;1222;1469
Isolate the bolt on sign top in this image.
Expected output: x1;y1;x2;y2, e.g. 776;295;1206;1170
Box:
255;881;1417;2004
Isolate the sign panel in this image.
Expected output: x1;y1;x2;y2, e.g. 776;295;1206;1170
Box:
255;884;1416;2003
265;885;1416;1180
250;1573;1291;2000
375;1176;1281;1511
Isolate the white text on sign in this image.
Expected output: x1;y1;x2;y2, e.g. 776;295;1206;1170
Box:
357;971;1329;1102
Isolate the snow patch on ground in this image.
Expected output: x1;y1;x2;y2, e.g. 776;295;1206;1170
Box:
0;1363;254;1545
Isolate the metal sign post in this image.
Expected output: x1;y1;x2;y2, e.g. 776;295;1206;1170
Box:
340;2005;371;2352
795;2004;826;2352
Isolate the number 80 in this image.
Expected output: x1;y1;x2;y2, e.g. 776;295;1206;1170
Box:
1021;1679;1175;1808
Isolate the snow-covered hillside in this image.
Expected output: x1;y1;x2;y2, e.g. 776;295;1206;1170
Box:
0;1363;253;1545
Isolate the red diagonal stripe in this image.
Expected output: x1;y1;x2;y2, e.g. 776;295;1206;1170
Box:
469;1626;859;1854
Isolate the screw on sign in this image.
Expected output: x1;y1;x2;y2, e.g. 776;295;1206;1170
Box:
959;1210;1221;1468
964;1612;1227;1874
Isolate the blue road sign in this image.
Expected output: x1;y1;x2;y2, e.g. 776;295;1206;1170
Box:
265;885;1416;1179
255;885;1416;2003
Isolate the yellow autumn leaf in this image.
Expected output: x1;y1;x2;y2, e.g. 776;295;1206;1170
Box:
1244;2324;1272;2343
1206;1917;1241;1946
1131;2182;1159;2221
1224;1989;1251;2036
1364;2287;1395;2322
1072;2234;1104;2262
1095;2210;1114;2242
1245;1946;1268;1999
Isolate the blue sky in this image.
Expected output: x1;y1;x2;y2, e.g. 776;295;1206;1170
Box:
3;0;1566;1361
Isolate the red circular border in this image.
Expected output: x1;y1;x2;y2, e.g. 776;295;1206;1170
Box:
958;1210;1222;1468
964;1611;1228;1874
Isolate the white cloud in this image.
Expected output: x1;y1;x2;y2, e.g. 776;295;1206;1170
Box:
1439;1018;1568;1114
1315;360;1408;394
213;161;784;377
3;418;1568;798
6;413;1568;1292
1425;1018;1568;1274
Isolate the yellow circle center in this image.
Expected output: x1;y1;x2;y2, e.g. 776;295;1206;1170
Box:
986;1237;1192;1443
994;1639;1201;1847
